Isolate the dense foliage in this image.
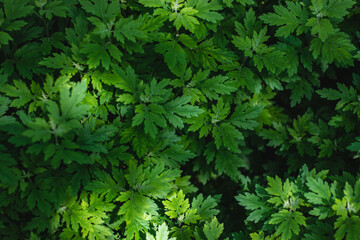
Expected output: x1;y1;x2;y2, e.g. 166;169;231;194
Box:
0;0;360;239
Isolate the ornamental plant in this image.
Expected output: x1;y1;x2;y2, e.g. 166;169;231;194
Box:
0;0;359;239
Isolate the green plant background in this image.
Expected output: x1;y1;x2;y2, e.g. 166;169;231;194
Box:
0;0;360;239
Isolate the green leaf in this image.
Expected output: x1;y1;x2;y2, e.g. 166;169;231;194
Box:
121;127;152;157
230;105;262;130
236;192;269;223
39;0;69;19
163;96;203;128
79;0;120;22
286;78;313;107
67;163;91;194
29;232;41;240
317;85;352;101
269;210;306;240
61;194;114;239
212;123;243;151
48;147;92;168
27;187;53;216
237;0;255;6
266;176;283;197
235;193;263;211
85;168;125;202
162;190;190;219
22;118;51;142
201;75;237;100
210;99;230;122
192;0;224;23
113;65;139;93
317;83;357;112
187;111;212;138
117;191;158;239
178;33;197;48
260;1;308;37
0;151;17;185
232;36;252;56
191;69;237;101
190;39;234;70
303;222;333;240
0;31;13;45
306;18;334;42
132;103;167;138
304;178;331;204
140;164;181;198
114;16;147;44
153;143;196;168
249;231;276;240
261;49;286;73
192;194;220;220
318;139;334;158
146;223;176;240
139;0;163;8
326;0;356;19
227;66;262;93
203;217;224;240
214;148;244;181
321;32;355;66
58;80;90;120
80;42;122;70
39;53;77;75
332;198;348;218
334;215;360;240
347;137;360;152
184;208;201;224
4;0;34;21
171;225;193;239
0;80;34;107
169;7;199;32
155;39;186;76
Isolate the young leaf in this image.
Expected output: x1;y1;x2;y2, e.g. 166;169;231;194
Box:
162;190;190;219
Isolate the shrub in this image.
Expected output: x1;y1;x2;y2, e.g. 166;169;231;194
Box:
0;0;359;239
